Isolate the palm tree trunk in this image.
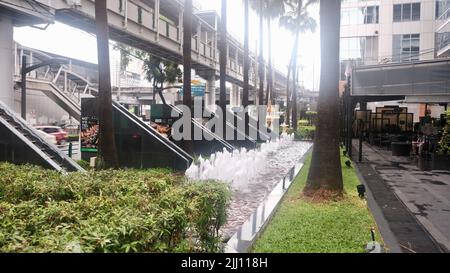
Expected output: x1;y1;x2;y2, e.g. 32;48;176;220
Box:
304;0;343;196
258;1;264;106
243;0;250;108
291;32;299;132
94;0;118;169
183;0;194;155
286;46;295;127
265;18;272;106
219;0;227;113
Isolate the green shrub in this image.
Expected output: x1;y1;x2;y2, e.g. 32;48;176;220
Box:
76;160;90;170
438;110;450;155
0;163;230;253
298;120;309;126
305;111;318;126
296;126;315;140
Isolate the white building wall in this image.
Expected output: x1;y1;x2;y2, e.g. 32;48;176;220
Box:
341;0;437;64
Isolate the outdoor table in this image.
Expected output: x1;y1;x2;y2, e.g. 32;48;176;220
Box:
391;142;412;156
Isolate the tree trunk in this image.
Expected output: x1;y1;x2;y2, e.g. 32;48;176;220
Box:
304;0;343;197
219;0;227;113
285;46;295;128
291;32;299;132
265;18;273;106
183;0;194;155
243;0;249;108
94;0;118;169
152;80;156;104
258;1;264;106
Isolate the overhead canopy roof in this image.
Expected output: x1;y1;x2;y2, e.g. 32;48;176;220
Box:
351;59;450;102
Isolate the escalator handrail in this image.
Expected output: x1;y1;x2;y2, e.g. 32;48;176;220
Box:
112;101;193;168
167;104;236;150
0;100;84;172
205;108;273;141
203;108;259;143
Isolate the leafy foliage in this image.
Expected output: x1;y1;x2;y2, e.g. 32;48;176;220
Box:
112;43;182;88
0;163;230;253
438;110;450;155
143;56;182;88
287;120;315;140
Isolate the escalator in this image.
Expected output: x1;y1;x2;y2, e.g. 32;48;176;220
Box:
0;100;84;172
166;104;237;155
80;99;193;171
203;108;275;145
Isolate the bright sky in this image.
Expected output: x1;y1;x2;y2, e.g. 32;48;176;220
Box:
13;0;320;91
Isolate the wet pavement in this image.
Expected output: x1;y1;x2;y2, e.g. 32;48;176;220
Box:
354;141;450;252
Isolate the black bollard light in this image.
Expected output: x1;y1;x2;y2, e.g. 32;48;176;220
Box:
357;184;366;198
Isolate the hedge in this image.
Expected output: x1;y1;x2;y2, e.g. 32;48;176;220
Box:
0;163;230;253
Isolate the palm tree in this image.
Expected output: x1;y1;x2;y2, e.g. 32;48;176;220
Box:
219;0;227;113
242;0;250;108
183;0;194;154
94;0;118;169
279;0;317;131
304;0;343;198
250;0;285;105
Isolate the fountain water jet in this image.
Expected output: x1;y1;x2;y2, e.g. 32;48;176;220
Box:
185;133;312;237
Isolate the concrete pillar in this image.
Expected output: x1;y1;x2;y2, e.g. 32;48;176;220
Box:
205;75;216;111
231;84;239;107
0;17;14;108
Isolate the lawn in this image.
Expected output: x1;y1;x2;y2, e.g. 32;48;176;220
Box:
252;152;382;253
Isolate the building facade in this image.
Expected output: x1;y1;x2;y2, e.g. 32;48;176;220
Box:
341;0;449;121
339;0;450;79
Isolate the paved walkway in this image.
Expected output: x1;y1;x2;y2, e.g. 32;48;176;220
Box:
353;141;450;253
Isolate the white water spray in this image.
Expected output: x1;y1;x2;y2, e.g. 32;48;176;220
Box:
185;133;304;191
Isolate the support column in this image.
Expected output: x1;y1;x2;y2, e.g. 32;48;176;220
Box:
230;84;239;107
205;74;216;111
0;17;14;108
155;0;160;40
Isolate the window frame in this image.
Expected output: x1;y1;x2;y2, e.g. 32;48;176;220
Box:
393;2;421;22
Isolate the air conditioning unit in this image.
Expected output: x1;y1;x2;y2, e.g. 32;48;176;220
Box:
66;0;81;7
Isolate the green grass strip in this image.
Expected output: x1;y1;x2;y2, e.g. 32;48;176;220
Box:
252;152;382;253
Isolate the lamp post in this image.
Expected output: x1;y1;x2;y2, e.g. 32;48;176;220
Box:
21;56;68;120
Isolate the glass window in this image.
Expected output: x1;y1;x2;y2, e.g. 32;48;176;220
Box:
436;0;450;19
403;3;412;21
394;4;402;22
364;6;379;24
342;6;378;25
393;3;421;22
340;36;378;64
412;3;421;20
392;34;420;62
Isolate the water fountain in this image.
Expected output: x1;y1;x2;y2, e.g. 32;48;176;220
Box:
186;133;313;239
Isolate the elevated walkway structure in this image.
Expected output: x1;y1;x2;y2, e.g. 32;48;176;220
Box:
0;100;83;172
19;0;286;92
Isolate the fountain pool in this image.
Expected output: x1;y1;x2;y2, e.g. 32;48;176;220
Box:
186;134;312;239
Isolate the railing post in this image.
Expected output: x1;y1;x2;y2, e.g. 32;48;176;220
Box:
21;55;27;120
53;65;63;84
68;142;73;158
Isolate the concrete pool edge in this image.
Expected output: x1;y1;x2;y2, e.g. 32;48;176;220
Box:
224;145;313;253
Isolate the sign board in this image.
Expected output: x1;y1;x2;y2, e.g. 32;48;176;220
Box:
179;85;205;97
